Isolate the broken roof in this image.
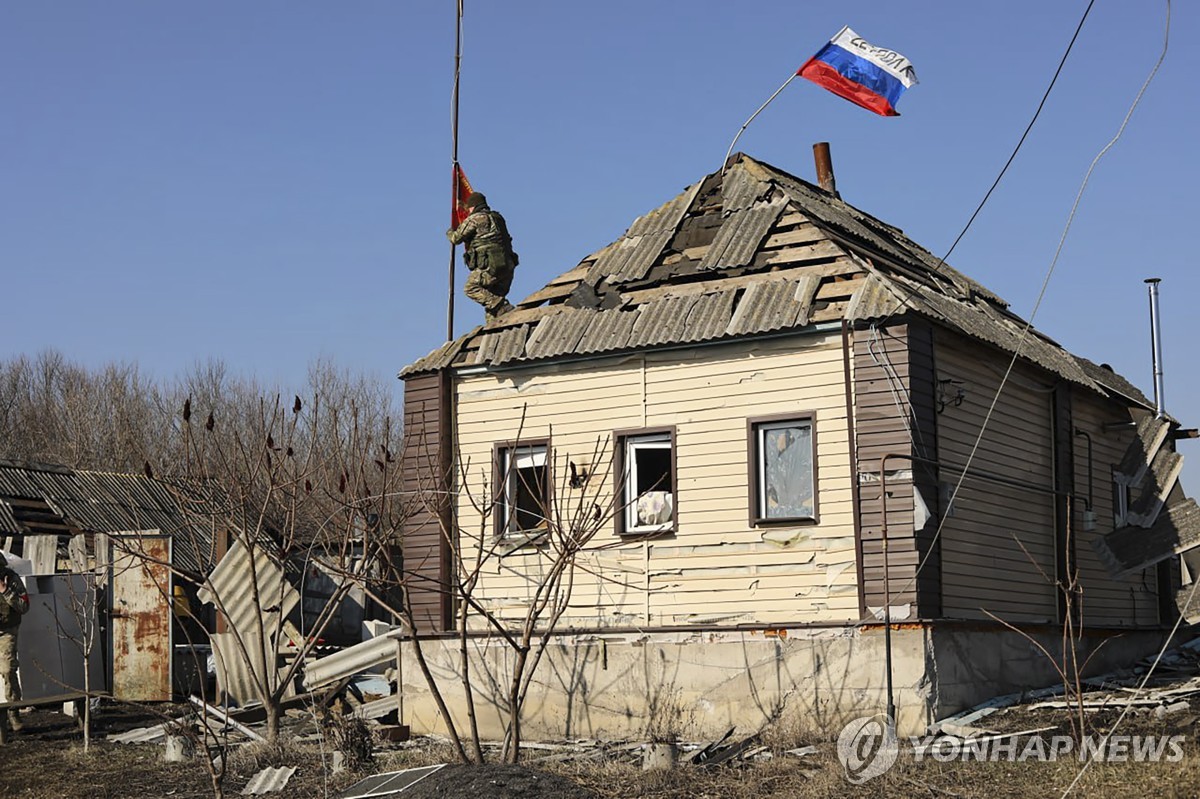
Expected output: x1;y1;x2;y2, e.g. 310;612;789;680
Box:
0;459;216;574
401;154;1148;408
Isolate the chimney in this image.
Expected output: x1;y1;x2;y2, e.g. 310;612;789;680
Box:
813;142;839;198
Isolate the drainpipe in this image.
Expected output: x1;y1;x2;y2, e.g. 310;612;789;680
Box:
1145;278;1165;418
878;452;914;725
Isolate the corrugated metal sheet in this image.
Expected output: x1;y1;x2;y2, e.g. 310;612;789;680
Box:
0;463;213;573
242;766;296;795
302;628;403;690
398;154;1152;415
726;276;818;337
684;290;737;343
573;306;640;358
110;723;170;744
477;324;529;365
586;183;701;286
523;309;592;361
197;540;299;639
0;464;54;500
0;501;18;534
629;294;698;348
721;163;770;212
846;273;905;321
699;195;787;271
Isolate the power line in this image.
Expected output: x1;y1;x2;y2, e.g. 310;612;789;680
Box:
878;0;1097;326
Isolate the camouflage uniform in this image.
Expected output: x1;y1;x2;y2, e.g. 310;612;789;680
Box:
447;202;518;322
0;556;29;730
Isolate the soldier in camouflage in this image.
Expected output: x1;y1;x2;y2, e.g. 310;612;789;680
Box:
0;551;29;733
447;192;518;322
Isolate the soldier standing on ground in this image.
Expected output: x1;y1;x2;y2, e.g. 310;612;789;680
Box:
447;192;519;323
0;552;29;733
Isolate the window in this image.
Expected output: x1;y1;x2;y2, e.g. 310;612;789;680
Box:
496;444;549;536
617;430;675;534
750;417;815;524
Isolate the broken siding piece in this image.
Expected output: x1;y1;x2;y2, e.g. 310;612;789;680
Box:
1126;448;1184;528
1093;498;1200;578
1116;415;1172;487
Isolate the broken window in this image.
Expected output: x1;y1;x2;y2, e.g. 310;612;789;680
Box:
497;444;549;536
619;431;675;534
751;417;815;523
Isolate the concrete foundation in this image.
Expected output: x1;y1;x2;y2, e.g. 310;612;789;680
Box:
392;621;1172;741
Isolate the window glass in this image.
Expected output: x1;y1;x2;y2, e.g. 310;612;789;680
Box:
499;445;548;534
756;420;814;521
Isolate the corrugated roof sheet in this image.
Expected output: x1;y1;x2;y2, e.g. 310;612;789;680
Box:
198;540;299;641
699;194;787;271
0;461;214;572
726;275;818;337
242;766;296;795
400;153;1151;412
721;162;770;212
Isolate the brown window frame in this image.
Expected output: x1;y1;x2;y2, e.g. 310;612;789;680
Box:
492;437;553;541
747;412;818;527
613;425;677;537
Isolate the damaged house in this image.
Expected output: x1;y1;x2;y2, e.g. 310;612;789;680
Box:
395;152;1198;737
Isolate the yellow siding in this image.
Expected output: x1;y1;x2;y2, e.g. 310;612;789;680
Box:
451;332;858;627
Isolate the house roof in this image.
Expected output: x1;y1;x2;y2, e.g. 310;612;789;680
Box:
0;459;216;574
401;153;1149;409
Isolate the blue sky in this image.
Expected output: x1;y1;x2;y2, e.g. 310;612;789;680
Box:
3;1;1195;456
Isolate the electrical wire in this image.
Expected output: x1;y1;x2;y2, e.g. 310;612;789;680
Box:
889;0;1169;613
877;0;1097;326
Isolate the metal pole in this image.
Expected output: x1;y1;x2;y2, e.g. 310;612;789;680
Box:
1145;278;1164;418
447;0;464;342
722;73;798;175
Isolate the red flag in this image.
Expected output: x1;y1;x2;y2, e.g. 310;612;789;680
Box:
452;163;474;228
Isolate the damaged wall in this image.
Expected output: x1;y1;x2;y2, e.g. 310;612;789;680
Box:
395;624;936;739
452;331;859;628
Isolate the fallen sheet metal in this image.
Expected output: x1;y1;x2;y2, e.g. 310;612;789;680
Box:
303;628;403;691
197;540;299;639
242;766;296;795
337;764;446;799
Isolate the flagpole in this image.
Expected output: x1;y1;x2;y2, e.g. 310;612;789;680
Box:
447;0;464;342
722;72;798;175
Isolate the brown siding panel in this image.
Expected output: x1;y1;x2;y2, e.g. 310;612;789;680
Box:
853;321;941;619
400;371;452;632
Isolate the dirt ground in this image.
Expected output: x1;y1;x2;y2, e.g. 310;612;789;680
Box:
2;702;1200;798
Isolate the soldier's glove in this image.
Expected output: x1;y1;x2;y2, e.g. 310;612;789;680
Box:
445;229;456;241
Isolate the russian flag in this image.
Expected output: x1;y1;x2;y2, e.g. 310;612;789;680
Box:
798;26;918;116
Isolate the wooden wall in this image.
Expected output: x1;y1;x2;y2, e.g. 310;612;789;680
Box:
450;332;860;628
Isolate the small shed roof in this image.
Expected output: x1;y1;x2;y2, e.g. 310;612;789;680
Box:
0;459;216;574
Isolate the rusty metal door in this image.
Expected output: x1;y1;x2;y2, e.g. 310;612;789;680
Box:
109;535;172;701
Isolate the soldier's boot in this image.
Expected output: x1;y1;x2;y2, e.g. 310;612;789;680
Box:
485;300;515;323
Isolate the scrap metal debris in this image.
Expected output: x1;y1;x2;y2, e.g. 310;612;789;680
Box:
241;766;296;795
